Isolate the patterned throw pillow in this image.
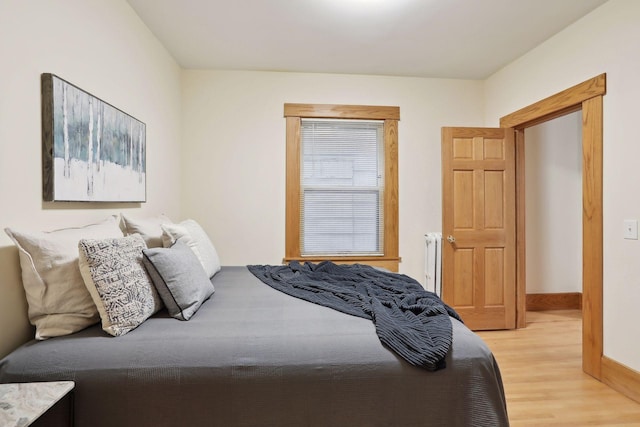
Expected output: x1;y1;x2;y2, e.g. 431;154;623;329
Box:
78;234;163;337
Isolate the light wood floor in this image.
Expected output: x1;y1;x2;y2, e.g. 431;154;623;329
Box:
476;310;640;426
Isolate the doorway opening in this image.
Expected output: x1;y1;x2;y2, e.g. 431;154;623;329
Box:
524;111;583;313
500;73;605;379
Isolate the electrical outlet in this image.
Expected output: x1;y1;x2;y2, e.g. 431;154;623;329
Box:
623;219;638;240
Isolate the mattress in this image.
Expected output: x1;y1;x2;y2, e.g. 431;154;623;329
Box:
0;266;509;427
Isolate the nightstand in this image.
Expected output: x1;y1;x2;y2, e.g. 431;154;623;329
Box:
0;381;74;426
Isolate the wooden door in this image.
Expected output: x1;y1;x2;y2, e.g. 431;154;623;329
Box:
441;127;516;330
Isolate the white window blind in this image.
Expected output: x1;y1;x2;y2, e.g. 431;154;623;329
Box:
300;118;384;255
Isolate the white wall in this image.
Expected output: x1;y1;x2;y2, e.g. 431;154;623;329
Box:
525;112;582;294
485;0;640;371
0;0;182;358
181;70;484;283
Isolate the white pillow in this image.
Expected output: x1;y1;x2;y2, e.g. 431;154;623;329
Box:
161;219;221;278
120;213;172;248
78;234;163;337
4;216;123;339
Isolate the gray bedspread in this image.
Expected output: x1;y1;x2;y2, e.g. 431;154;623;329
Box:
0;267;509;427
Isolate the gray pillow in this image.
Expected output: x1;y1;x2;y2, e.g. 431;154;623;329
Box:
142;240;215;320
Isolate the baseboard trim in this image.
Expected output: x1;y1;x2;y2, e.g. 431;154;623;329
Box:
601;356;640;404
526;292;582;311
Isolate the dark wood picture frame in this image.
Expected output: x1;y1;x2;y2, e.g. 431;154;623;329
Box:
42;73;146;202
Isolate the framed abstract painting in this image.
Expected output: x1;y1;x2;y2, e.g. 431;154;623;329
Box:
41;73;146;202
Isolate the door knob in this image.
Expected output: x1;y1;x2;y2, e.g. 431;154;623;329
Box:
447;235;456;243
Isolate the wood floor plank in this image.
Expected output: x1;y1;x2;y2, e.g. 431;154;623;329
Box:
476;310;640;426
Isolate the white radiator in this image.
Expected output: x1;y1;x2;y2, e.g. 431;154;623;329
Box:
424;233;443;296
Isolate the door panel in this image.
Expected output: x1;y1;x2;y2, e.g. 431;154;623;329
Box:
453;171;474;228
485;248;504;305
485;171;504;228
453;249;474;306
442;127;516;330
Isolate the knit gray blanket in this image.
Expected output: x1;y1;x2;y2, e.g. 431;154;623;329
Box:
248;261;461;371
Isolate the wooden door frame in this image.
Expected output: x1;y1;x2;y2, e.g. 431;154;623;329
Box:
500;73;606;379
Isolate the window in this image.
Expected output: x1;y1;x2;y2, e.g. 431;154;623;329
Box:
301;119;384;255
284;104;400;271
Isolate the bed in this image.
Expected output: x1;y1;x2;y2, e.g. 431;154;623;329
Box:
0;265;509;427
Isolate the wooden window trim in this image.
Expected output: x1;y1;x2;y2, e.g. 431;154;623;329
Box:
284;103;400;272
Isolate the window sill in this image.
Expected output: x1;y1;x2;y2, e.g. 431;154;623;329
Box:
282;256;401;272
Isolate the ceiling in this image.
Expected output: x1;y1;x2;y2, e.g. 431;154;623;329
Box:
127;0;608;79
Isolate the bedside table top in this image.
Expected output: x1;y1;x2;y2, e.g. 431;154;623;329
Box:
0;381;75;427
